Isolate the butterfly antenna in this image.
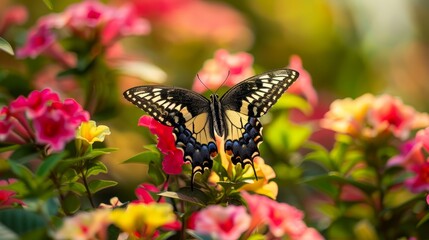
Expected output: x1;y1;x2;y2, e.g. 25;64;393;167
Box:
215;70;231;93
251;163;258;181
196;74;214;95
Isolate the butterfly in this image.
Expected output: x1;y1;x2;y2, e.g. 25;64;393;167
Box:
123;68;299;185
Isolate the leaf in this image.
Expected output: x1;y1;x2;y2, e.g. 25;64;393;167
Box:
158;188;209;207
418;212;429;227
88;179;118;194
247;234;265;240
148;162;166;185
43;0;53;10
185;230;211;240
63;193;81;214
0;37;14;55
271;94;312;114
86;161;108;177
123;151;161;164
302;172;378;195
67;182;86;195
155;231;176;240
0;223;19;240
36;152;67;178
9;144;39;164
0;209;47;236
7;160;34;183
0;144;20;153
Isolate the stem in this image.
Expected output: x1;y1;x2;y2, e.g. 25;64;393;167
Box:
80;169;96;208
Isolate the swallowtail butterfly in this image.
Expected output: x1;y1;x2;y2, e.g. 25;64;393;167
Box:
124;68;299;185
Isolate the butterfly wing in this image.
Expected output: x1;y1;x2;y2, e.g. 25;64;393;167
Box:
124;86;218;181
220;68;299;170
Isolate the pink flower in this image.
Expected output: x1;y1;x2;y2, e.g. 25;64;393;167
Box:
0;179;24;209
405;161;429;193
242;192;324;240
287;55;318;106
65;1;110;28
133;183;160;204
0;5;28;35
194;205;251;240
16;24;56;58
192;49;254;93
136;0;252;48
138;116;183;174
368;95;429;139
102;5;150;45
1;89;89;152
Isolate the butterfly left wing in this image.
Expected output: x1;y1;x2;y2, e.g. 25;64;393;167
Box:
123;86;218;181
220;68;299;170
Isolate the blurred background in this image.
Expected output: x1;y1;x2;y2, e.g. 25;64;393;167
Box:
1;0;429;212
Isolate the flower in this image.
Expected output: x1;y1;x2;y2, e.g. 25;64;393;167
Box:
16;24;56;58
54;209;111;240
110;202;176;238
0;179;24;209
133;0;253;48
99;197;123;209
368;95;429;139
1;89;89;152
321;94;429;140
0;5;28;35
76;120;111;145
405;161;429;193
239;157;278;199
287;55;318;107
138;116;183;174
242;192;324;239
192;49;254;93
193;205;251;240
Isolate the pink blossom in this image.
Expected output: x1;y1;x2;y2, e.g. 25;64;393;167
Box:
102;5;150;45
1;89;89;152
65;0;110;29
192;49;254;93
194;205;251;240
369;95;429;139
287;55;318;106
242;192;324;240
0;5;28;35
129;0;192;20
0;179;24;209
405;161;429;193
10;88;60;119
138;116;183;174
387;140;425;168
16;25;56;58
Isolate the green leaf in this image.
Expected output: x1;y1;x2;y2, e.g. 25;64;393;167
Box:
123;151;161;164
63;193;80;214
7;160;34;182
185;230;211;240
302;172;377;195
35;152;67;178
9;144;39;164
148;162;166;185
247;234;265;240
418;212;429;227
0;209;47;236
155;231;176;240
0;144;19;153
158;188;209;207
0;223;18;240
67;182;86;195
0;37;14;55
43;0;53;10
88;179;118;194
86;161;108;177
271;94;312;114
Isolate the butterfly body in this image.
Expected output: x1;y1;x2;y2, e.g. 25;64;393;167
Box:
124;68;299;183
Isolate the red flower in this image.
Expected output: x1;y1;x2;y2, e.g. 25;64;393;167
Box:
138;116;183;174
0;179;24;209
405;161;429;193
1;89;89;152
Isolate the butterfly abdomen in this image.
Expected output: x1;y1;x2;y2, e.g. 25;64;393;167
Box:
210;94;226;137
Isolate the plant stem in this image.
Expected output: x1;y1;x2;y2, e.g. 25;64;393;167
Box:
80;169;96;208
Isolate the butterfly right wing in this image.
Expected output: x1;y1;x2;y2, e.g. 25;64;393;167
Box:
123;86;218;180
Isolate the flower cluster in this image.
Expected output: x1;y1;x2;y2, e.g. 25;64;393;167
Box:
0;88;89;152
192;49;255;93
321;94;429;140
17;0;150;66
190;192;323;240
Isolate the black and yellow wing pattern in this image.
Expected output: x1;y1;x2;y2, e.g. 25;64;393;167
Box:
124;68;299;184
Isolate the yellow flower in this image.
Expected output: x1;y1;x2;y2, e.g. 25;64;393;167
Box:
76;120;111;145
239;157;278;199
110;203;176;237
